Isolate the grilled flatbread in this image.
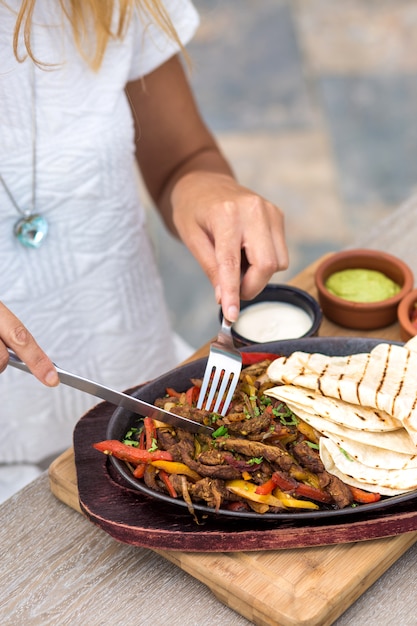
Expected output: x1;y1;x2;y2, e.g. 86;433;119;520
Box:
267;342;417;446
274;404;417;455
319;432;417;470
265;385;402;432
320;438;417;495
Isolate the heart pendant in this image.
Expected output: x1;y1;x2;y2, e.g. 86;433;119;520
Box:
14;214;49;249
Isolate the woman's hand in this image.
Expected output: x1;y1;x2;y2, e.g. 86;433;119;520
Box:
0;302;59;386
127;55;288;321
171;171;288;322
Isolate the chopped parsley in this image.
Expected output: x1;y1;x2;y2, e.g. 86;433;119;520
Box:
340;447;354;461
212;425;229;439
247;456;263;465
148;438;159;452
122;427;140;447
272;403;299;426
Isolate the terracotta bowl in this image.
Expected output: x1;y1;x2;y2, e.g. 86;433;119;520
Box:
314;249;414;330
220;284;322;347
397;288;417;342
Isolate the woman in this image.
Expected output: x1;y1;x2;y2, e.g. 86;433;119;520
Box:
0;0;287;495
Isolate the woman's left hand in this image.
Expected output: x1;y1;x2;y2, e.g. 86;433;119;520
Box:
171;170;288;323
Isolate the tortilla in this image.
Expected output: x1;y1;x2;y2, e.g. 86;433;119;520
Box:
265;385;402;432
319;431;417;470
267;342;417;446
280;404;417;455
320;438;417;495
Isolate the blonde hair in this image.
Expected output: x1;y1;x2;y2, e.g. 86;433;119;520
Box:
13;0;184;70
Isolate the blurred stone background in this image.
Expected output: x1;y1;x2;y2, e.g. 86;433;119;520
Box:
147;0;417;349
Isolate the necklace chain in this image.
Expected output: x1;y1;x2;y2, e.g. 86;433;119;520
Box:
0;63;48;249
0;63;37;217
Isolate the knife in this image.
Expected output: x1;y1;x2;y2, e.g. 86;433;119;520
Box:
7;349;214;436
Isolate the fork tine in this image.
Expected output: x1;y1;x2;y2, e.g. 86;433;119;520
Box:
220;370;241;415
197;317;242;416
211;370;230;413
196;364;212;411
203;361;222;411
212;369;240;415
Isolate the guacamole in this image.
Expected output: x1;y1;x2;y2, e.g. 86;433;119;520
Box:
325;268;401;303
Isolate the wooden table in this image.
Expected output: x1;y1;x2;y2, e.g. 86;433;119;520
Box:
1;195;417;625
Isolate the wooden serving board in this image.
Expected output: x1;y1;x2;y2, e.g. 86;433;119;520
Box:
48;255;417;626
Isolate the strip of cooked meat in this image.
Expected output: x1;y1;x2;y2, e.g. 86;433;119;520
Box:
217;437;294;472
323;473;354;508
223;413;272;436
197;449;232;466
291;441;325;474
189;478;231;510
177;440;241;480
156;429;177;449
143;464;163;492
170;404;212;425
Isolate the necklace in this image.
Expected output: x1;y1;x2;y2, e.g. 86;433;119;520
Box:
0;64;48;249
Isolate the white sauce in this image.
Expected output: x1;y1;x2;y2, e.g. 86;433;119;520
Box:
233;301;313;342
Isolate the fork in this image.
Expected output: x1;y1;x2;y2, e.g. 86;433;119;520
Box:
197;317;242;416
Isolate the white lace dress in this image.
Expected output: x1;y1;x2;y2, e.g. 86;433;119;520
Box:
0;0;199;499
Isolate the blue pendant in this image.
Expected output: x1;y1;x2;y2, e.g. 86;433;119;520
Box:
14;214;48;249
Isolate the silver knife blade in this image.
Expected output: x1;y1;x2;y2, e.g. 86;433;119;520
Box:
7;349;214;436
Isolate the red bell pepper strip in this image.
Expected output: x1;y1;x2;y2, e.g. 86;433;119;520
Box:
255;478;276;495
93;440;173;463
166;387;182;398
349;486;381;504
143;416;156;450
185;385;200;406
271;471;331;503
159;469;178;498
225;501;250;512
241;352;280;365
293;482;332;504
139;429;146;449
270;471;298;491
133;464;146;478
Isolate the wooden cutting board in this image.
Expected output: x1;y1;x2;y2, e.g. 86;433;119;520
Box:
48;255;417;626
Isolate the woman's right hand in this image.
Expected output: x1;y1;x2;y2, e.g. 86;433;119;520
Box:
0;302;59;386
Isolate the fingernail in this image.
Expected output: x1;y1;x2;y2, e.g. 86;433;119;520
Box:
227;305;239;323
45;369;59;387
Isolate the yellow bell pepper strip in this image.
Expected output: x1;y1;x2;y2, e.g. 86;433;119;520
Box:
272;487;319;510
93;440;173;463
289;467;321;489
349;485;381;504
150;460;202;482
226;480;284;508
296;420;320;445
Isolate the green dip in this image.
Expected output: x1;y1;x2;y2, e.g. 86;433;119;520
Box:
325;268;401;303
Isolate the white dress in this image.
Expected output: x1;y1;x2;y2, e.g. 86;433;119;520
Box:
0;0;199;496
